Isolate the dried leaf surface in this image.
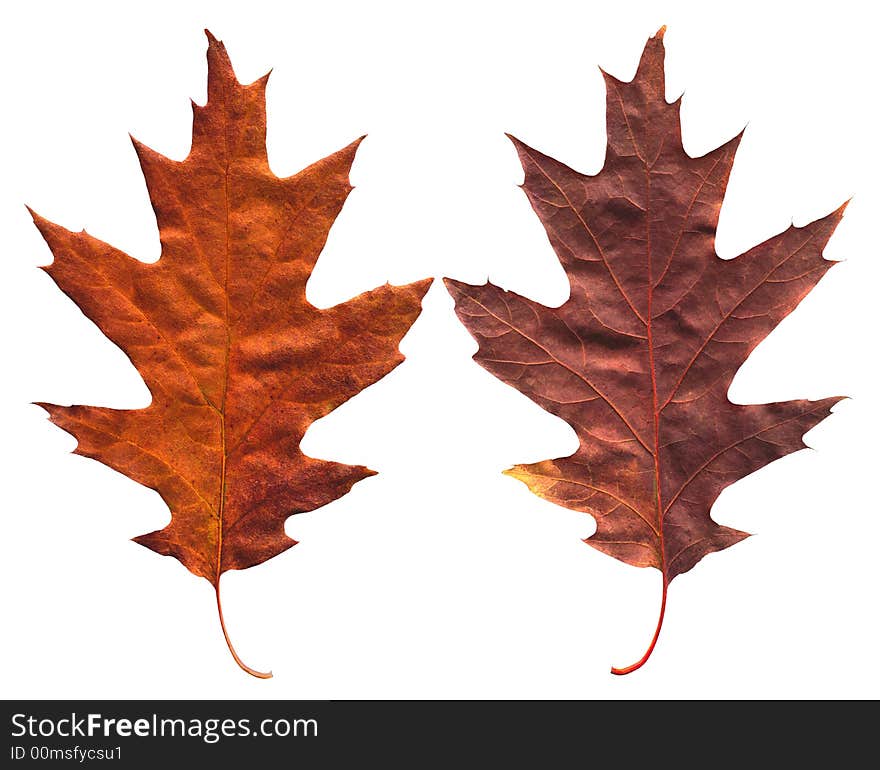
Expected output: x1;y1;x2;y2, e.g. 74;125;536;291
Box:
445;29;842;673
35;32;431;676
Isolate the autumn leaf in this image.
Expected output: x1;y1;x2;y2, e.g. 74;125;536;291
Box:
33;31;431;677
444;27;843;674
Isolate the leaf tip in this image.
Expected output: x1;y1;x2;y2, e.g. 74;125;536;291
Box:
344;134;368;159
504;133;536;180
26;207;59;269
411;276;435;301
243;68;273;92
443;276;484;303
598;64;625;88
25;204;48;230
204;28;236;95
729;122;749;152
817;395;848;417
502;466;528;485
655;24;667;40
127;132;147;155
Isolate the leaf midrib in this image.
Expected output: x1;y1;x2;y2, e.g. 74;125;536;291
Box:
216;91;233;585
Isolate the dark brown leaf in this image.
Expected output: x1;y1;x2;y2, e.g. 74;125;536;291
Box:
445;27;843;674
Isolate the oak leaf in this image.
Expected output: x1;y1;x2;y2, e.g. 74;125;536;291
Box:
445;28;843;674
34;31;431;677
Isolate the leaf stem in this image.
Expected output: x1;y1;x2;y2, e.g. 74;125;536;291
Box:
611;577;667;676
215;580;272;679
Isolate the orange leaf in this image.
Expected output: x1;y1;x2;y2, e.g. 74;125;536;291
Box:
34;31;431;677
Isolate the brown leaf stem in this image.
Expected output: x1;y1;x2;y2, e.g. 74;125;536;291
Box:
215;579;272;679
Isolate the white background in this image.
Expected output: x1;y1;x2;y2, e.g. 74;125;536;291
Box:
1;0;877;699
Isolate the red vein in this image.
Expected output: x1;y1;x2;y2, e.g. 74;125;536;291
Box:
611;82;647;165
658;230;821;412
521;147;647;326
520;470;658;536
667;536;712;572
612;98;667;676
466;294;652;455
662;403;829;516
652;155;725;291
